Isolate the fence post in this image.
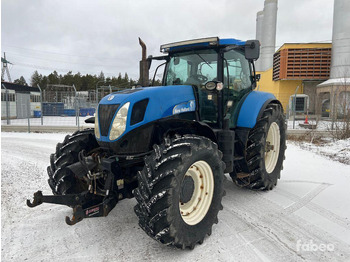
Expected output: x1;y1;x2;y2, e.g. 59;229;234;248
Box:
77;98;80;131
2;84;11;125
73;84;79;130
293;86;300;129
27;92;31;133
27;116;31;133
37;84;43;125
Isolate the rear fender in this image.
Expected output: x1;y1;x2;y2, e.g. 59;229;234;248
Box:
236;91;281;129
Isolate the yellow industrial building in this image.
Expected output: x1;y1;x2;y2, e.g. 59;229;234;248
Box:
257;43;332;114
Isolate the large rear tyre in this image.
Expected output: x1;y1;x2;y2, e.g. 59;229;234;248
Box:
232;103;286;190
134;135;225;249
47;129;99;195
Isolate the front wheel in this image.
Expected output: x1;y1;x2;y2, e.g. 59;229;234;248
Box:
134;135;225;249
47;129;99;195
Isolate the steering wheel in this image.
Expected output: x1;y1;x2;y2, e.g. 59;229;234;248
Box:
191;74;208;83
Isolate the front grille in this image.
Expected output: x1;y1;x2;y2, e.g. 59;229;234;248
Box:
98;104;120;136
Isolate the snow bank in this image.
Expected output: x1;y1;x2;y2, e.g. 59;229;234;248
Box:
290;138;350;165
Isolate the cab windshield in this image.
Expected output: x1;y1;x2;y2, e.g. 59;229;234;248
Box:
164;48;251;90
165;49;218;86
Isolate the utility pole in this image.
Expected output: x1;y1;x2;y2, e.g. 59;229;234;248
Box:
1;52;12;82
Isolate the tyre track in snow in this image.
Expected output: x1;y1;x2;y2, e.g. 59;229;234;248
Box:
220;185;305;261
274;185;350;230
220;179;350;262
278;183;330;215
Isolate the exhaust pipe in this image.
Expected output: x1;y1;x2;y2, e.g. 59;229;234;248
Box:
139;37;149;87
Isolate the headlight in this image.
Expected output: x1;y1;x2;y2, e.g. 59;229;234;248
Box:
95;107;100;139
109;102;130;140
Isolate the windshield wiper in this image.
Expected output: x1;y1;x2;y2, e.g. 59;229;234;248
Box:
196;53;212;69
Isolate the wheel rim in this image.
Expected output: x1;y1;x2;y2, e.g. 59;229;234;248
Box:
179;160;214;225
265;122;281;173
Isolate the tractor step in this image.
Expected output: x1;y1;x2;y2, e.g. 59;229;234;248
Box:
27;190;117;225
236;172;250;178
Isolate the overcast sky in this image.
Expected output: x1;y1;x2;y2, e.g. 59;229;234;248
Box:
1;0;334;84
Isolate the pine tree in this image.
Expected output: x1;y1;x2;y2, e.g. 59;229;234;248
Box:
30;71;42;87
98;71;105;81
28;70;137;91
14;76;28;86
117;73;122;84
48;71;60;85
124;73;129;82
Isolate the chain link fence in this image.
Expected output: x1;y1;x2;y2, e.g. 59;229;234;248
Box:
276;88;350;132
2;84;349;133
1;84;121;132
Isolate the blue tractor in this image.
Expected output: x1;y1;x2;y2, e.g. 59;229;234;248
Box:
27;37;286;249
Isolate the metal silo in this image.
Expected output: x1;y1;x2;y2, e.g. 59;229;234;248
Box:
260;0;278;72
330;0;350;79
255;10;264;71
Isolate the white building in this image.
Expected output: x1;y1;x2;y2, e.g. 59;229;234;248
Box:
1;81;41;119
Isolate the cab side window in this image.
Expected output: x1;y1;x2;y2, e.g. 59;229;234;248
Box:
223;50;252;128
165;57;191;85
224;50;251;91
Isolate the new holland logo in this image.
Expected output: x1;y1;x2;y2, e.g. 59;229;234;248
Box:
173;100;196;115
107;95;115;101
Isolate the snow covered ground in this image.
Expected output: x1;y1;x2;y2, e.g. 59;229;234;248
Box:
289;138;350;165
1;132;350;261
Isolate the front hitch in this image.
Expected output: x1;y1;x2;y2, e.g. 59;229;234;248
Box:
26;190;90;207
27;190;117;225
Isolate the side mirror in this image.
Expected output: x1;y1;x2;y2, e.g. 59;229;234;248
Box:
245;40;260;61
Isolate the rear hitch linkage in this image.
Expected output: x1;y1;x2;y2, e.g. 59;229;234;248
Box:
27;190;117;225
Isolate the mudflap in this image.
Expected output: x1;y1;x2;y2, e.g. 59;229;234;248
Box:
27;190;118;225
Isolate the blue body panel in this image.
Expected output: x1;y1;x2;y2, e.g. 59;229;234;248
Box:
219;38;246;46
168;38;245;52
98;85;195;142
236;91;276;128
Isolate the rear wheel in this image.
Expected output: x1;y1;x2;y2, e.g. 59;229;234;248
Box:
232;103;286;190
47;129;99;195
134;135;225;249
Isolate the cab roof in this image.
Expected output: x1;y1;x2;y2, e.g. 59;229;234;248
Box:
160;37;245;53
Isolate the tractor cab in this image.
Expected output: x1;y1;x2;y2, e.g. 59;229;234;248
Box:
148;37;260;129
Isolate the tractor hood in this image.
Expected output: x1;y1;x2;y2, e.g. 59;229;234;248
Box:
96;85;196;142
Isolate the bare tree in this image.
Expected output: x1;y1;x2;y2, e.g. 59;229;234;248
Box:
328;71;350;139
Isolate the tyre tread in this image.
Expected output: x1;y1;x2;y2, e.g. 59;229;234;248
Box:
47;129;97;195
134;135;225;249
